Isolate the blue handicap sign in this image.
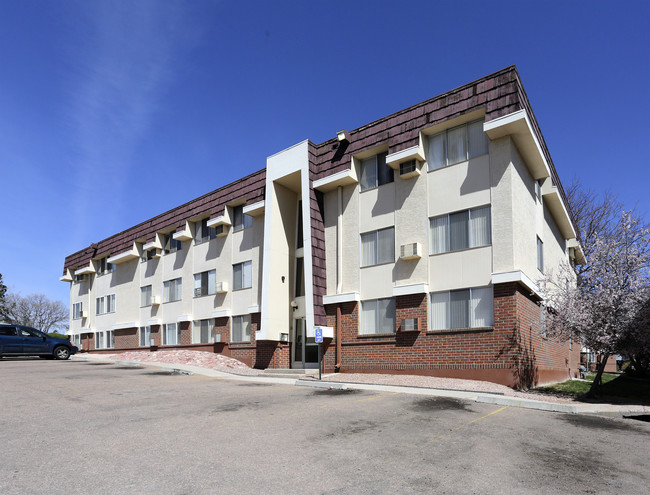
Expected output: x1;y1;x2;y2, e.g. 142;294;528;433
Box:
315;328;323;343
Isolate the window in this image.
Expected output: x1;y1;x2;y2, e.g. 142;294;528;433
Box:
162;323;180;345
0;326;17;336
232;315;251;342
360;298;396;335
193;319;215;344
72;334;81;347
97;258;115;276
73;302;83;320
537;237;544;272
430;286;493;331
194;270;216;297
294;257;305;297
428;119;488;170
361;227;395;267
141;249;155;263
95;294;115;315
233;261;252;290
73;273;85;284
163;278;182;303
535;179;543;201
430;206;491;254
163;233;182;254
96;330;115;349
139;326;151;347
360;151;392;191
194;218;216;245
232;205;253;232
140;285;152;307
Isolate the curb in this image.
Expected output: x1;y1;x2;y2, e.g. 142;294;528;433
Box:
71;355;648;417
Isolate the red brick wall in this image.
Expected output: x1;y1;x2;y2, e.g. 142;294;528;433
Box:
180;321;192;345
324;284;576;388
114;327;138;349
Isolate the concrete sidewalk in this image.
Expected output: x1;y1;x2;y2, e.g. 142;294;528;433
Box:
72;354;650;417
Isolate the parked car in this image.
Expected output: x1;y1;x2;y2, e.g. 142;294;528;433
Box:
0;324;78;360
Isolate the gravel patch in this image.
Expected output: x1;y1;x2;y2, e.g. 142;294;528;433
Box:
97;350;262;376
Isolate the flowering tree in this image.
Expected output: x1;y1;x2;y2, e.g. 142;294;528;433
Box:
0;293;69;334
541;209;650;395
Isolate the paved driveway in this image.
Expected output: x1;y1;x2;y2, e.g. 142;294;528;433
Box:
1;359;648;494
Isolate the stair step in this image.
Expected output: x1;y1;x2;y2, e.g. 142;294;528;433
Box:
261;368;318;375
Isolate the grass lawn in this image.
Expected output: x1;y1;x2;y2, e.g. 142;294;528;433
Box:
534;372;650;404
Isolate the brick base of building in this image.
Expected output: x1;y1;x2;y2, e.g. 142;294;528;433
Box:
78;283;579;388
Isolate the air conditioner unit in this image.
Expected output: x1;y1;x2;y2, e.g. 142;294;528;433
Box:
80;310;87;318
151;296;161;305
214;334;222;343
401;318;419;332
400;242;422;260
215;224;228;237
279;333;289;343
216;282;228;293
399;159;420;179
194;287;202;297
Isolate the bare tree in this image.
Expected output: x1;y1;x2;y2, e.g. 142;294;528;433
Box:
0;274;7;317
1;293;69;333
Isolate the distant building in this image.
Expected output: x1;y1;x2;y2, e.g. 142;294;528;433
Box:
61;66;582;387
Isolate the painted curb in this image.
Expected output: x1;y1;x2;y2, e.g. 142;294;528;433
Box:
475;394;578;413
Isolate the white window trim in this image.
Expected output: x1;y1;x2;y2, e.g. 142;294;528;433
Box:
360;226;395;267
233;261;252;290
231;314;252;343
429;286;494;331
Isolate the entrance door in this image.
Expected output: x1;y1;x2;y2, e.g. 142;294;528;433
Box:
291;318;319;369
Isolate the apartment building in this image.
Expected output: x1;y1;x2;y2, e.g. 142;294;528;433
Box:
62;66;582;387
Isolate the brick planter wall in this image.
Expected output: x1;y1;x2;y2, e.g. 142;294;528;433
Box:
114;327;138;349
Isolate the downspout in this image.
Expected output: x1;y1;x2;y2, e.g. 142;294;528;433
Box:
335;186;343;370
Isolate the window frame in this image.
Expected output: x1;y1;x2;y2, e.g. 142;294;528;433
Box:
232;205;253;232
163;233;183;254
162;322;181;345
231;315;252;343
429;206;491;255
429;286;494;331
163;278;183;303
233;261;252;290
360;226;395;267
194;218;216;245
427;119;488;171
140;285;152;307
139;326;151;347
193;319;215;344
72;302;83;320
537;236;544;273
97;257;115;276
95;294;116;315
193;269;216;297
360;151;392;192
95;330;115;349
360;297;396;335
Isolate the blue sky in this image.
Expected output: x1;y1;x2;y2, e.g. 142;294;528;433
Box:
1;0;649;307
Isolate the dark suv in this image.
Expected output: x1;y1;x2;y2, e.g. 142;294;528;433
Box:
0;324;78;360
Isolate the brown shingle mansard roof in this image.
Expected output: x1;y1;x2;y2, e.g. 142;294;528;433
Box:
63;65;571;274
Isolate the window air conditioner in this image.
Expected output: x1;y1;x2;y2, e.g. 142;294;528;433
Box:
194;288;202;297
151;296;161;305
214;334;222;343
81;310;87;318
215;225;228;237
399;159;420;179
216;282;228;293
401;318;419;332
280;333;289;343
400;242;422;260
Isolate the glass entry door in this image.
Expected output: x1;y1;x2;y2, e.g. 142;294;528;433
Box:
292;318;319;369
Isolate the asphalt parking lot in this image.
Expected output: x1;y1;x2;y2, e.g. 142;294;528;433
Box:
1;359;648;494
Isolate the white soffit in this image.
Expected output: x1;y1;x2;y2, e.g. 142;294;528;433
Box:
313;168;359;192
541;186;577;239
112;322;138;330
143;240;161;251
107;245;139;264
243;201;265;217
492;270;540;298
322;292;360;305
173;229;192;242
393;283;429;297
177;314;192;323
75;264;95;275
248;305;260;314
59;270;73;282
484;110;551;180
212;309;232;318
147;319;161;326
386;145;425;169
207;215;231;228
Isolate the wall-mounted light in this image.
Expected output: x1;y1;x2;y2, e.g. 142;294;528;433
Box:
336;129;350;144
